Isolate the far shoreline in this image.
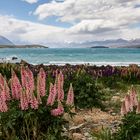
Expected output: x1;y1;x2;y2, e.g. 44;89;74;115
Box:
0;44;48;48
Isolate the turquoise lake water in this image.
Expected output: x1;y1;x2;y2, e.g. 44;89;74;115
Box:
0;48;140;66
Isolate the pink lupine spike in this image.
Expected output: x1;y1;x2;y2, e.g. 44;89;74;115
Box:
30;94;39;110
0;90;7;102
124;95;133;112
56;72;64;101
21;66;28;88
20;89;29;110
0;73;4;86
0;74;10;101
21;66;35;104
4;80;11;101
11;71;22;100
26;66;34;92
37;84;42;104
121;101;127;116
66;83;74;105
37;68;46;97
136;102;140;114
0;96;8;112
130;86;138;107
47;83;53;105
47;83;57;106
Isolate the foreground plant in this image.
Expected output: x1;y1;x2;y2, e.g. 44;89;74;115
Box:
0;66;74;140
116;86;140;140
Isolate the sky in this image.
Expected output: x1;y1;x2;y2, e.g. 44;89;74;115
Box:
0;0;140;45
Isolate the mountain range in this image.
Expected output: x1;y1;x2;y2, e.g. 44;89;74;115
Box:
0;35;140;48
0;36;47;48
58;38;140;48
0;35;14;45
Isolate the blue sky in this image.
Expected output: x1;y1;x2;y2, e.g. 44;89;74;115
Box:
0;0;140;45
0;0;71;27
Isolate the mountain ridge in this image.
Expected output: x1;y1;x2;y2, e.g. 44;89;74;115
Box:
1;35;140;48
0;35;14;45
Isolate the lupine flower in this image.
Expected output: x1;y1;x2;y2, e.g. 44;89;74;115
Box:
66;83;74;105
37;85;42;104
21;67;29;102
26;66;34;93
51;102;64;116
0;96;8;112
0;74;10;101
130;86;138;107
124;94;133;112
56;71;64;101
136;102;140;114
11;70;22;100
121;101;127;116
47;83;57;106
21;66;28;88
30;94;39;110
0;90;7;102
37;68;46;97
4;80;11;101
21;66;35;104
25;67;35;103
0;74;4;86
20;89;29;110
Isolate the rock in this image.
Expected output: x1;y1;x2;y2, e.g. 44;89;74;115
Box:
72;133;84;140
12;56;18;60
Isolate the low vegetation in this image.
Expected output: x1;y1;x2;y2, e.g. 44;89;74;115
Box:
0;62;140;139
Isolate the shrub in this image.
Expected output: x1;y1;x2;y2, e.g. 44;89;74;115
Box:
115;86;140;140
72;72;104;109
115;111;140;140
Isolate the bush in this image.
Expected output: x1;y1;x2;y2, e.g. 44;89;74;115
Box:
72;72;104;109
115;111;140;140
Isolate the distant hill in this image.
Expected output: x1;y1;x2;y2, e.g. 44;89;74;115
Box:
0;44;48;48
0;36;48;48
0;35;14;45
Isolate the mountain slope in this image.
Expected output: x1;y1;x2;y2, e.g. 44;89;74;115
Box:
0;36;14;45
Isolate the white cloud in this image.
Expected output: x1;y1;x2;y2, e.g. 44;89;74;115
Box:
34;0;140;37
0;15;65;45
22;0;38;4
34;0;140;22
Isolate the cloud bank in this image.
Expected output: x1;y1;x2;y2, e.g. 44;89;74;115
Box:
0;0;140;46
